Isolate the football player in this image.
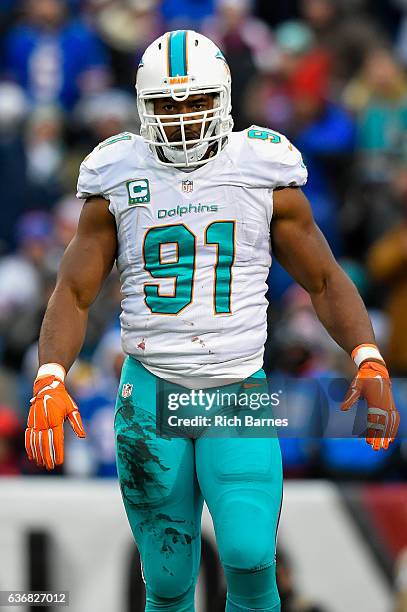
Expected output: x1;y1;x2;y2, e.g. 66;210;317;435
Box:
26;31;399;612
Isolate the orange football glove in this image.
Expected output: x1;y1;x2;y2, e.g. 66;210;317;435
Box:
341;361;399;451
25;374;86;470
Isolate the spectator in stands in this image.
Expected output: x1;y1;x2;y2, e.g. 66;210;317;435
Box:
24;104;65;207
0;211;54;372
161;0;215;29
0;211;52;325
203;0;275;129
92;0;163;88
300;0;385;88
244;21;315;134
345;49;407;180
66;88;139;189
3;0;110;109
344;48;407;243
0;81;31;252
290;51;355;255
367;164;407;375
341;48;407;252
74;89;139;144
264;42;354;299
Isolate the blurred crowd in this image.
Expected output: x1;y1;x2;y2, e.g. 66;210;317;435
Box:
0;0;406;482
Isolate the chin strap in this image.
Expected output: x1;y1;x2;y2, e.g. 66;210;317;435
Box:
161;138;210;165
159;117;219;166
157;134;228;168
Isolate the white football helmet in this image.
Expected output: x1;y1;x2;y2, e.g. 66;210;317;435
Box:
136;30;233;168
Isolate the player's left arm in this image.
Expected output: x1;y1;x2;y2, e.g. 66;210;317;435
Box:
271;186;400;450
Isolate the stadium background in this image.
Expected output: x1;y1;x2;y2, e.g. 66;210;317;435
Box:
0;0;406;610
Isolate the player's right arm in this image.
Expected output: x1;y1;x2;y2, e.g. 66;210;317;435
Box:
26;197;117;470
39;196;117;370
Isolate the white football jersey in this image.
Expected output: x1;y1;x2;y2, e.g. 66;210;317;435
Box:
77;126;307;386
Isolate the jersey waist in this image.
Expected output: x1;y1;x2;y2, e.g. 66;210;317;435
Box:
132;349;264;389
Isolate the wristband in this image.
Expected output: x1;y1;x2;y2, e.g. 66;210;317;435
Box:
351;344;385;368
36;363;66;382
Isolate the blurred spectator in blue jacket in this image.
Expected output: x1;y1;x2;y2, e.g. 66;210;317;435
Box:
3;0;110;110
161;0;215;29
0;87;65;252
290;52;355;255
265;47;355;300
0;81;31;253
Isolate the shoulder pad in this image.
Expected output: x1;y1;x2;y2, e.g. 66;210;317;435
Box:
77;132;140;200
235;126;308;189
83;132;137;170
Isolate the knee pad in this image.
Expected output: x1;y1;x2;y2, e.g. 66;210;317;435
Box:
145;570;193;602
216;491;278;570
145;583;195;612
141;536;197;602
224;562;280;611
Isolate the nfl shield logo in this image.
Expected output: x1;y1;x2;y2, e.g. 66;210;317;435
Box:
121;383;133;398
182;180;193;193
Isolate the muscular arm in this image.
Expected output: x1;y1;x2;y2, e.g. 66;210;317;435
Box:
271;187;375;354
39;197;117;371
